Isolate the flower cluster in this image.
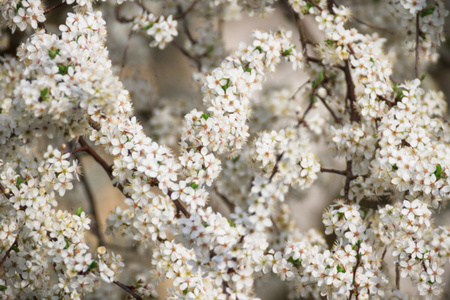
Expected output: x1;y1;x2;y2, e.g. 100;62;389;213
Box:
132;11;178;49
0;0;45;32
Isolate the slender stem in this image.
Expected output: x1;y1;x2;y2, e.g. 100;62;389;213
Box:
77;158;105;247
120;30;134;81
343;60;359;122
74;137;113;177
349;242;361;300
269;153;284;183
317;94;341;123
172;40;202;71
351;16;394;34
395;263;400;289
0;237;18;269
44;1;65;15
415;12;420;79
113;281;143;300
320;167;346;176
174;0;201;20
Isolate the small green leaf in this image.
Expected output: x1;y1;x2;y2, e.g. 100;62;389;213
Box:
336;264;346;273
88;261;98;270
200;113;210;120
287;256;302;266
11;245;19;253
392;83;399;91
337;211;344;219
64;238;70;250
221;79;231;92
57;64;69;75
420;7;435;18
282;46;295;56
143;21;154;30
392;164;398;171
15;2;23;13
183;288;188;295
243;67;252;73
420;73;427;80
254;46;263;52
76;207;83;217
227;219;236;228
0;285;7;291
312;71;324;88
325;39;335;46
326;264;331;269
203;222;209;228
434;164;443;179
16;176;23;187
40;88;49;101
369;58;375;65
157;161;163;166
190;182;199;189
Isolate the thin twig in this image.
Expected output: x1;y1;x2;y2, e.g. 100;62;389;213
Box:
120;30;134;81
320;167;346;176
395;263;400;290
77;159;105;247
343;60;359;122
0;237;18;269
44;1;65;14
316;94;342;123
174;0;201;20
351;16;394;34
113;281;143;300
73;137;112;177
172;40;202;71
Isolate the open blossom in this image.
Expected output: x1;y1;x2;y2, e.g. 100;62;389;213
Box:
0;0;449;299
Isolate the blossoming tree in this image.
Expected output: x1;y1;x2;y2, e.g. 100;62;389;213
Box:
0;0;449;299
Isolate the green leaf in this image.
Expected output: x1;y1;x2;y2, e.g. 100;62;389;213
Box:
201;113;210;120
183;288;188;295
434;164;443;179
302;2;314;13
312;71;324;88
76;207;83;217
326;264;331;269
0;285;7;291
420;7;435;18
11;245;19;253
254;46;263;52
325;39;335;46
143;21;154;31
15;2;23;13
227;219;236;228
88;261;98;270
203;222;209;228
336;264;346;273
287;256;302;266
40;88;49;101
57;63;69;75
336;211;344;219
392;164;398;171
206;45;214;54
64;238;70;250
243;67;252;73
392;83;399;91
421;73;427;80
16;176;23;187
369;58;375;65
282;46;295;56
190;182;199;189
157;161;163;166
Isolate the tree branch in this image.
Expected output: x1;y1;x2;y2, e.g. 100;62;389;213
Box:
113;280;143;300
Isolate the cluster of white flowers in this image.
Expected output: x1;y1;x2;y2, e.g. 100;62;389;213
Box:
389;0;448;62
0;0;449;299
0;0;45;32
132;11;178;49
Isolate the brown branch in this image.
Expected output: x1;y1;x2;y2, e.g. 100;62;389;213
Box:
0;237;18;269
73;137;112;177
0;183;12;199
320;167;346;176
44;1;65;15
174;0;201;20
172;40;202;71
214;187;235;211
115;4;134;23
316;94;342;123
343;160;353;200
343;60;360;122
351;16;394;34
269;153;284;183
395;263;400;290
113;281;143;300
